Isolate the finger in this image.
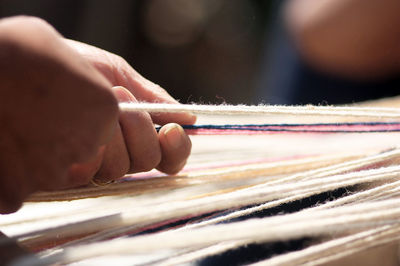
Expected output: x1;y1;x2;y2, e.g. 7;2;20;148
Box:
149;107;197;126
117;68;196;126
156;123;192;175
93;123;130;182
112;86;162;173
65;39;196;124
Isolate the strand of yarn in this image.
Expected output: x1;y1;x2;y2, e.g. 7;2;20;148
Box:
177;122;400;135
38;175;400;252
138;180;400;266
252;224;400;266
119;103;400;118
15;165;400;250
181;147;400;230
31;199;400;265
152;224;400;266
179;149;400;230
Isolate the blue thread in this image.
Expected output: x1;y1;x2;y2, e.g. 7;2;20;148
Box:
182;122;400;128
156;122;400;133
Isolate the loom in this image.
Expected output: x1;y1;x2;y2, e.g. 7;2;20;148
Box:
2;98;400;265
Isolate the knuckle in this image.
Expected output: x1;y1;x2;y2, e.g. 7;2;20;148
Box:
108;53;128;75
0;16;58;42
0;18;60;71
153;83;167;94
16;16;54;30
1;16;49;29
113;54;128;66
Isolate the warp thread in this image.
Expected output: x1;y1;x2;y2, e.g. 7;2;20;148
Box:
121;103;400;134
158;122;400;134
7;102;400;265
119;103;400;118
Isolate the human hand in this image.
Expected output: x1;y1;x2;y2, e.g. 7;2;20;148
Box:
0;16;195;214
0;16;118;213
67;86;194;187
65;40;196;186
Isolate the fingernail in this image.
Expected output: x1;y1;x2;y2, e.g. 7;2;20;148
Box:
164;124;184;149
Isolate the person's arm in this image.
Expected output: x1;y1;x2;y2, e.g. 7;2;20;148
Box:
285;0;400;79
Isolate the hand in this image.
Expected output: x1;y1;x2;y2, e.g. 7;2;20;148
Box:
65;40;196;186
0;16;195;214
0;16;118;213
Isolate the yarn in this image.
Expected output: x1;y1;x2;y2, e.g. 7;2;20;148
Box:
24;199;400;265
4;102;400;265
177;122;400;134
119;103;400;118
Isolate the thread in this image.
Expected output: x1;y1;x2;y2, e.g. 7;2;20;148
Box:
119;103;400;118
29;199;400;265
180;147;400;231
5;102;400;265
177;122;400;135
28;153;359;202
153;224;400;266
13;164;400;250
252;225;400;266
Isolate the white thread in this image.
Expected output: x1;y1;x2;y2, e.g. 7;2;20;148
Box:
30;199;400;265
20;149;400;250
154;225;400;266
252;225;400;266
141;184;400;266
119;103;400;118
5;105;400;266
16;165;400;252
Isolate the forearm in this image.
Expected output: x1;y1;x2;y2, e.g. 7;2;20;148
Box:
285;0;400;78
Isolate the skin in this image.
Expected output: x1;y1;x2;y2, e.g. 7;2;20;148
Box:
0;16;196;214
285;0;400;79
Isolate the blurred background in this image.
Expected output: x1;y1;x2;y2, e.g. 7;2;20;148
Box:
1;0;399;105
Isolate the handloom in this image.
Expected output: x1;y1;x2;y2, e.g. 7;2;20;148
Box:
3;99;400;265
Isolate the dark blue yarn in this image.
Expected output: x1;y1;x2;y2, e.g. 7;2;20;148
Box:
156;122;400;133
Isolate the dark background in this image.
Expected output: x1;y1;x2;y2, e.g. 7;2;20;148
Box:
1;0;398;105
0;0;274;104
